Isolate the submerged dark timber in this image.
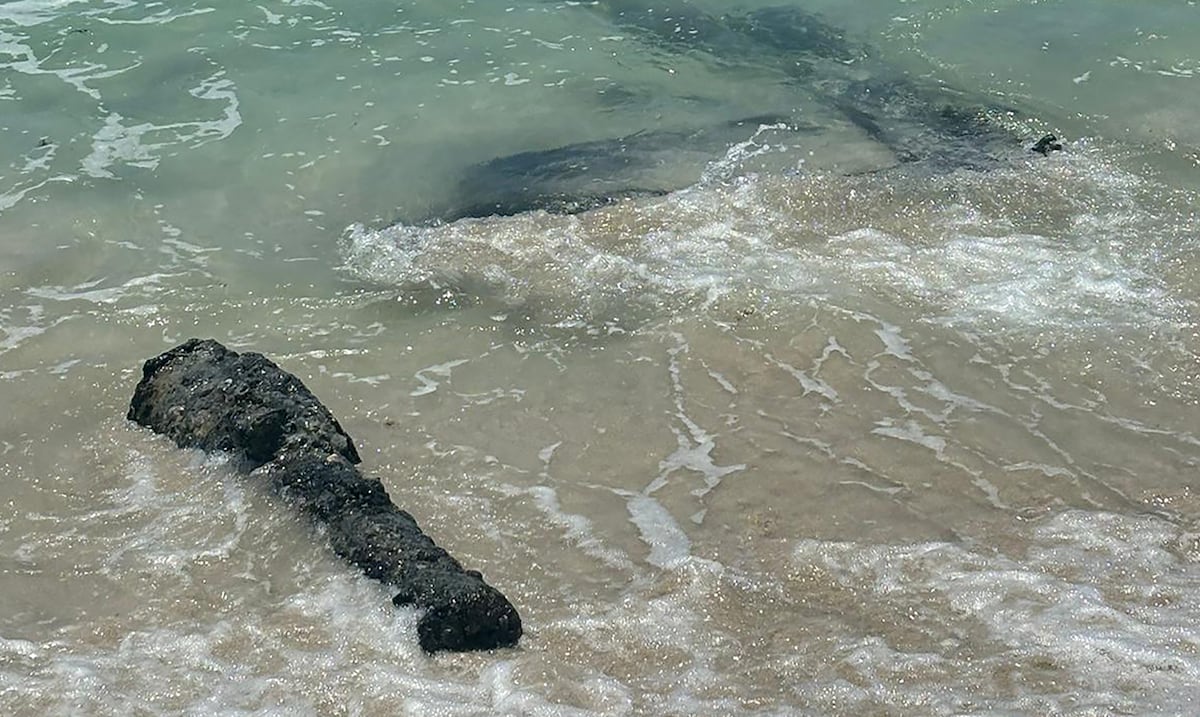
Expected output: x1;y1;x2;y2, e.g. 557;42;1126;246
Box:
127;339;522;653
435;114;791;222
419;1;1036;225
588;0;1028;162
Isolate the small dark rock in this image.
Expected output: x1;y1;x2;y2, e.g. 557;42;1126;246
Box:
1031;134;1064;155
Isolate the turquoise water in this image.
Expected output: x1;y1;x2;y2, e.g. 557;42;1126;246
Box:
2;1;1199;714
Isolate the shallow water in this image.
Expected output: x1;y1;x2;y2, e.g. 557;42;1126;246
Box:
2;1;1199;715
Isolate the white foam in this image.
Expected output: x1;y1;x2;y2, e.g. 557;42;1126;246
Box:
71;121;108;169
78;71;241;179
871;418;947;454
697;121;791;185
0;1;91;28
26;272;180;305
654;335;746;501
873;322;913;361
85;450;252;580
344;147;1189;337
792;510;1200;713
704;367;738;395
537;441;562;465
0;176;75;214
88;3;216;26
410;358;468;397
626;494;691;568
0;26;141;101
8;454;1197;715
765;353;840;403
525;484;636;572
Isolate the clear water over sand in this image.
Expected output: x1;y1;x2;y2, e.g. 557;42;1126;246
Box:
2;1;1199;714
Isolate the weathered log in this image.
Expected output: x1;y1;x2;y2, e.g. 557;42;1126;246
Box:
127;338;522;653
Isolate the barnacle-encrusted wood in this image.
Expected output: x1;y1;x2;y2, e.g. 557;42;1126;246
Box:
128;338;522;653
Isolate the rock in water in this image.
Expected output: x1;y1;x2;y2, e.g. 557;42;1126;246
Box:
127;338;522;653
1031;134;1065;155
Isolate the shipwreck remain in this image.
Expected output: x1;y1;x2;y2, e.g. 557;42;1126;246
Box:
127;338;522;653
